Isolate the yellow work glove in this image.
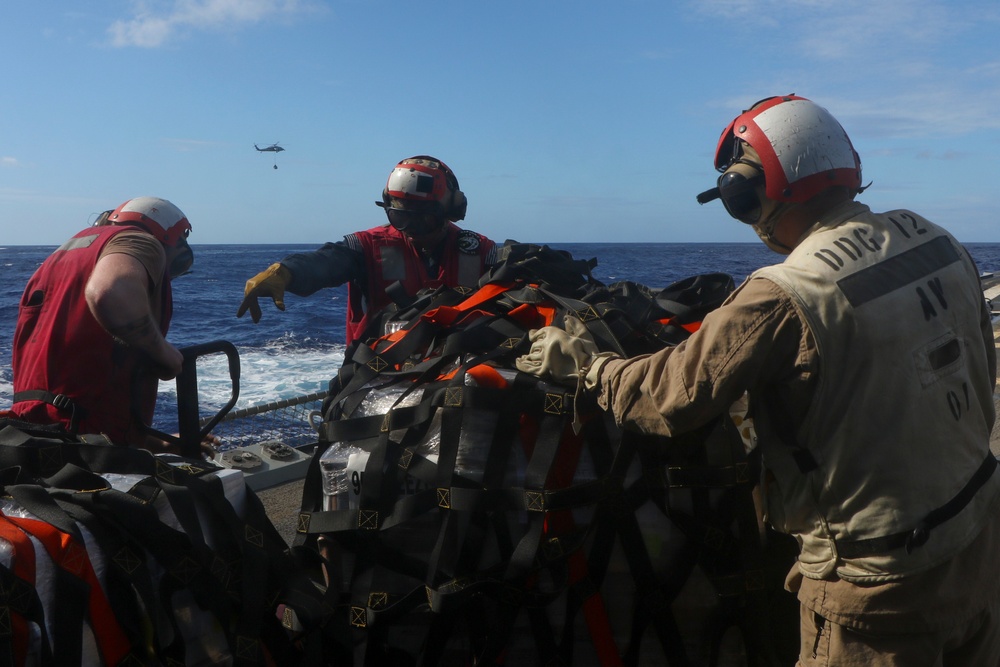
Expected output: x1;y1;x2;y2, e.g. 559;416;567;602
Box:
237;263;292;323
515;316;601;386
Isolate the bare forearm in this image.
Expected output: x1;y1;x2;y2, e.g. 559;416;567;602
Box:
86;253;181;376
106;312;169;355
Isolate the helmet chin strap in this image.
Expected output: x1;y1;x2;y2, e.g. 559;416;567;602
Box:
751;201;796;255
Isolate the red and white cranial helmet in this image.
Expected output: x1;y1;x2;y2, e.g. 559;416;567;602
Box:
695;95;864;253
109;196;191;246
712;95;862;204
378;156;467;221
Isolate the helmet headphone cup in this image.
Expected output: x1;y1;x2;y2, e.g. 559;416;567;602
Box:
716;146;767;225
711;145;795;253
448;188;467;222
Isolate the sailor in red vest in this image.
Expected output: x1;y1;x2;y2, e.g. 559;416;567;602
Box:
10;197;196;450
237;155;498;345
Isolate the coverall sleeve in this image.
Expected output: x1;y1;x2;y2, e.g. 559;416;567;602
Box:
595;277;810;438
279;239;367;297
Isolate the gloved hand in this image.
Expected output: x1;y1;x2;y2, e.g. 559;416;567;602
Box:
237;263;292;323
515;316;600;386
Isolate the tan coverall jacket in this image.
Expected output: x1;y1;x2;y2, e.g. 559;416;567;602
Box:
594;202;1000;636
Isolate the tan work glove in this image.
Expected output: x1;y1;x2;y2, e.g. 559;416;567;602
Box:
237;263;292;323
515;316;601;386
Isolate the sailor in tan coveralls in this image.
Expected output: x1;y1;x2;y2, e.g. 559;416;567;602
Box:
517;95;1000;666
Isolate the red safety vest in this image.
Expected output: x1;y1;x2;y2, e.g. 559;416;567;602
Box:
345;223;494;345
11;226;172;445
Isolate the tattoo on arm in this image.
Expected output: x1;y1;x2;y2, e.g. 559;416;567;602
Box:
109;315;159;348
